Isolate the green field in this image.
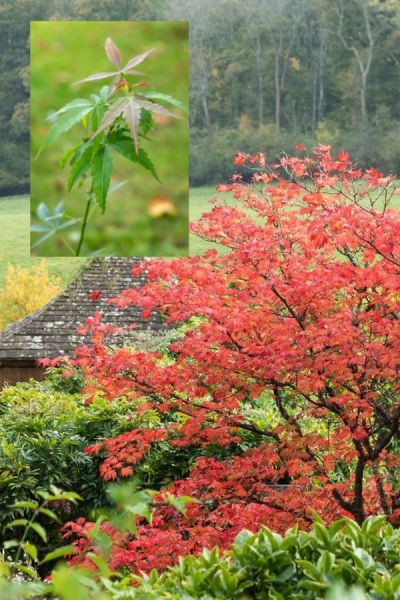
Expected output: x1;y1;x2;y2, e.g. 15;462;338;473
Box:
189;186;232;255
0;196;84;286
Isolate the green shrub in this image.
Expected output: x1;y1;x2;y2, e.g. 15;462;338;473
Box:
0;377;209;527
133;516;400;599
0;381;146;526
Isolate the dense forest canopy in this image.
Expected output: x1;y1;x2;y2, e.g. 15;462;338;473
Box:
0;0;400;193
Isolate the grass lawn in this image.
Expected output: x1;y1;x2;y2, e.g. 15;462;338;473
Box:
0;196;85;286
189;185;231;255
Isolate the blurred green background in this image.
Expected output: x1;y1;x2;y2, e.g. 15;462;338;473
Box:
30;20;189;257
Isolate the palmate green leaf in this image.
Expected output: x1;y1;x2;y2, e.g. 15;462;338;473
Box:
110;136;160;182
67;142;94;191
37;104;94;156
90;98;126;141
60;143;80;168
90;102;106;132
91;145;113;213
138;91;188;113
92;94;181;156
49;99;94;120
140;108;154;136
136;96;181;121
123;97;141;154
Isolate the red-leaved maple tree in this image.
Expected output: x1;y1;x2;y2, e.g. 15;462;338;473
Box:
63;145;400;573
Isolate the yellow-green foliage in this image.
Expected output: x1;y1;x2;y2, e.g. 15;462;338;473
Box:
0;260;61;330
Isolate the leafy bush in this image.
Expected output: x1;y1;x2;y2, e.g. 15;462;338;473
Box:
130;516;400;599
0;381;152;525
0;480;194;598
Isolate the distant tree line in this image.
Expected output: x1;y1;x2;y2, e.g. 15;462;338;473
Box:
0;0;399;194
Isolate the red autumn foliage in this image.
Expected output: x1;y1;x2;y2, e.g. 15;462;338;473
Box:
66;145;400;573
85;428;168;481
88;290;102;301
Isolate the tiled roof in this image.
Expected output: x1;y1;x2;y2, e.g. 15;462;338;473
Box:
0;257;167;362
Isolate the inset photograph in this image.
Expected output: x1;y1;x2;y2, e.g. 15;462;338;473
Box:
30;21;188;257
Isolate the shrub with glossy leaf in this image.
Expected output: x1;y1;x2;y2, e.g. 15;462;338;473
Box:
132;516;400;599
0;381;159;524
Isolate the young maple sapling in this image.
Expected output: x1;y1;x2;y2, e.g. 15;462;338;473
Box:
34;37;186;256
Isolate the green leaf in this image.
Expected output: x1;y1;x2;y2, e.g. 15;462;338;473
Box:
52;565;96;600
7;518;29;528
31;224;51;233
67;142;94;191
38;104;94;156
29;522;47;542
122;97;141;153
60;143;80;168
3;539;19;549
38;507;59;521
138;91;187;113
91;103;106;132
165;493;198;514
140;108;154;135
14;563;39;580
91;145;113;213
234;529;253;548
49;98;94;120
36;203;51;221
86;552;111;577
353;547;375;569
296;559;323;581
22;542;38;562
111;137;160;182
41;544;76;564
12;500;38;510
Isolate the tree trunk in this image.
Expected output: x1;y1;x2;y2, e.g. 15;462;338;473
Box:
274;43;281;132
255;34;264;128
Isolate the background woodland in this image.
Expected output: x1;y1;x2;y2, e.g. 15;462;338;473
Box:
1;0;400;195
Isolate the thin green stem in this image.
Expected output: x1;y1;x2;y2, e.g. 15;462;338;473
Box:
75;193;93;256
15;503;42;565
